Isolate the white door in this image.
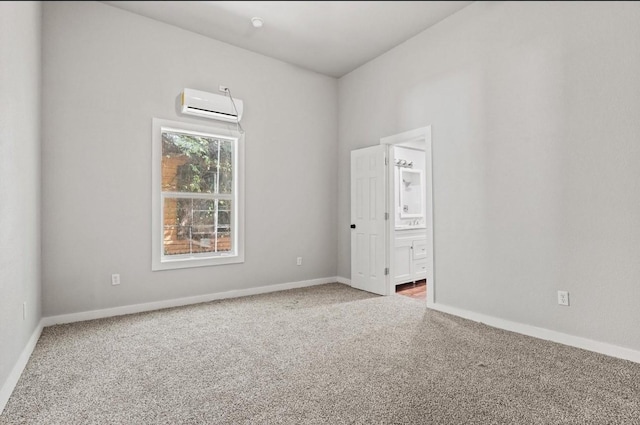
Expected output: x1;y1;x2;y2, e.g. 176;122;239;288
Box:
350;145;388;295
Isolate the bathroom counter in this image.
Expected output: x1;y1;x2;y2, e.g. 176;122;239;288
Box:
395;226;426;231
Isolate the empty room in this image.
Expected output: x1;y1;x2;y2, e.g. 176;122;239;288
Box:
1;1;639;423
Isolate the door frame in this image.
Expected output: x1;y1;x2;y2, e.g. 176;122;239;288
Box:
380;126;435;306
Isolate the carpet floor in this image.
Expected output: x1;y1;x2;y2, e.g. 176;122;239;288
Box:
1;283;639;424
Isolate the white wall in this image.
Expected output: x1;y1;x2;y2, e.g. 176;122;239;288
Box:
338;2;640;351
41;2;338;316
0;0;42;398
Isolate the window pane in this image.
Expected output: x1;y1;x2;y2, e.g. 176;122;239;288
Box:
216;232;232;252
161;131;233;194
218;139;233;194
163;198;233;256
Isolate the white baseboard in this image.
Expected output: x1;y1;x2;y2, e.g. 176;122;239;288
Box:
429;302;640;364
0;319;44;415
336;276;351;285
42;276;338;327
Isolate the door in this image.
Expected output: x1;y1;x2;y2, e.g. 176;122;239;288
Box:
350;145;388;295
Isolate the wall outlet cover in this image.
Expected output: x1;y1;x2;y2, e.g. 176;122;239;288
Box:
557;290;569;306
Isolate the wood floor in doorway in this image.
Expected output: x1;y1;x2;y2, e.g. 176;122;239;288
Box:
395;280;426;300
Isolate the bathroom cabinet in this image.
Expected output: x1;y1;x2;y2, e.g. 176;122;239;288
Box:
394;229;427;285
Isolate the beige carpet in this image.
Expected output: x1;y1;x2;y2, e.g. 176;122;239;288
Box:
1;283;639;424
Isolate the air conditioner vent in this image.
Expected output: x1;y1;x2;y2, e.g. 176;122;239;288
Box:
181;88;243;123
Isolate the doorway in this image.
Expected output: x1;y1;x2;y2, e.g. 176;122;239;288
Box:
382;127;434;305
350;127;434;305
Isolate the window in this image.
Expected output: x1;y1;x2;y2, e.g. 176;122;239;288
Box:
152;118;244;270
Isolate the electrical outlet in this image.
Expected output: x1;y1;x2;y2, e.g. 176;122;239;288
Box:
557;290;569;306
296;257;303;266
111;274;121;286
219;85;229;94
23;302;26;320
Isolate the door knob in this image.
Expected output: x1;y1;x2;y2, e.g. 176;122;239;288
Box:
350;224;356;229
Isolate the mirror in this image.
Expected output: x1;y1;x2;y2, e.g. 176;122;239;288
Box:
399;169;423;218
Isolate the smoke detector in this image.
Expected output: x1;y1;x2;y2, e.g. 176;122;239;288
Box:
251;17;264;28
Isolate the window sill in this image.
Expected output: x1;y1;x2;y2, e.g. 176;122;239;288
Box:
152;253;244;271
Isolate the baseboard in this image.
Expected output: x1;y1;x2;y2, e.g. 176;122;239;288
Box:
0;319;44;415
336;276;351;285
42;276;338;327
429;302;640;364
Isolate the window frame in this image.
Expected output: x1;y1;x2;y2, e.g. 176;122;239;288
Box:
151;117;245;271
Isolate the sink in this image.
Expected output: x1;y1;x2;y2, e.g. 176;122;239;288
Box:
395;225;426;231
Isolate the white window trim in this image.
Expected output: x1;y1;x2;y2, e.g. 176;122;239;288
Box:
151;117;245;271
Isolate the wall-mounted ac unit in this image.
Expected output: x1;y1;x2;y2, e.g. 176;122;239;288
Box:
180;88;243;123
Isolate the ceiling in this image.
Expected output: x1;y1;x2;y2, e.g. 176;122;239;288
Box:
102;1;473;78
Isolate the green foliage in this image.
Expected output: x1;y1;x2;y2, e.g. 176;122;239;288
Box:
162;131;233;194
